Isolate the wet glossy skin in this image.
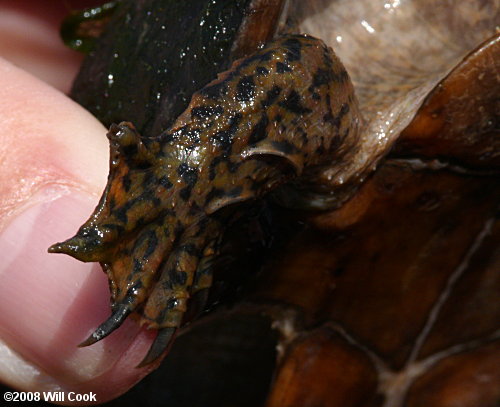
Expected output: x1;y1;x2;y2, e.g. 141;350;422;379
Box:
50;34;361;365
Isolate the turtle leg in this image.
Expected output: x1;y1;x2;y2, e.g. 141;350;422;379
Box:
136;242;217;368
77;212;178;347
137;237;218;368
180;238;218;323
137;218;222;366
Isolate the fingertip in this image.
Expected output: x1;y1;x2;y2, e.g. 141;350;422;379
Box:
0;53;154;402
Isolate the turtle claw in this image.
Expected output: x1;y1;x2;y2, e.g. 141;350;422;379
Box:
136;327;177;368
78;303;131;347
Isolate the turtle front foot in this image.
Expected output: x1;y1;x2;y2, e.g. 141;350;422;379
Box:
49;122;221;366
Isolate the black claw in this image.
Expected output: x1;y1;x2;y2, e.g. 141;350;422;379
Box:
136;327;177;368
182;288;210;324
78;304;131;347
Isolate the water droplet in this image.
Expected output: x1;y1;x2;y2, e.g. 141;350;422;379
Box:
361;20;376;34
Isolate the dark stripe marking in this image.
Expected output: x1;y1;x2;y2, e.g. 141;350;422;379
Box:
279;90;312;115
236;75;256;102
177;163;198;187
261;85;281;108
276;62;292;73
248;114;269;145
191;105;224;120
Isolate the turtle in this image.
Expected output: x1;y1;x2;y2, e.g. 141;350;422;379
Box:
50;0;499;405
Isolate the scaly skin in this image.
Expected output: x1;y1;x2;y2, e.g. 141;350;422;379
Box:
49;34;361;365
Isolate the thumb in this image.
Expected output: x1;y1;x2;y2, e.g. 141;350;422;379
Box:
0;58;156;403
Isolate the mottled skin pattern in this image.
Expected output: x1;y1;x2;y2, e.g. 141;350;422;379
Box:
50;34;361;365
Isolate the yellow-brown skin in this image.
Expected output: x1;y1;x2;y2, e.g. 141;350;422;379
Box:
49;34;361;364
